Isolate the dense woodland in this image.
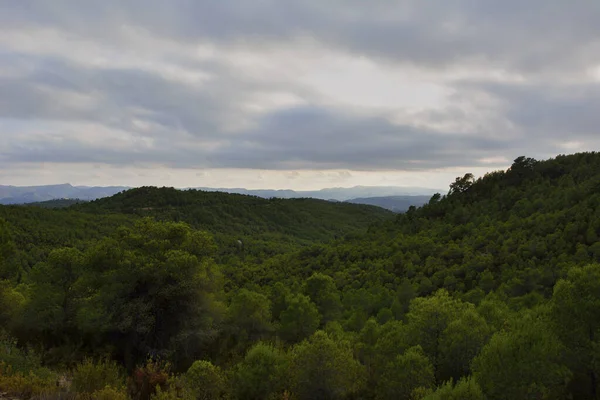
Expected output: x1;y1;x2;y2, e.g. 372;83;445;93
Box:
1;152;600;399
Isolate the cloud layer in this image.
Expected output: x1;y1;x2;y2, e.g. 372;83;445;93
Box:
1;1;599;187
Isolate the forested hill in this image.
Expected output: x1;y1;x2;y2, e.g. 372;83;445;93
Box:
0;186;393;274
346;195;431;212
22;198;86;208
1;152;600;400
72;186;394;240
260;152;600;298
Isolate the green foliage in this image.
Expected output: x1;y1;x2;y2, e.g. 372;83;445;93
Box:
551;263;600;399
75;219;224;368
183;360;226;400
72;358;124;394
438;309;490;382
448;173;475;195
270;282;291;321
303;273;342;324
476;295;512;332
227;289;272;347
152;380;194;400
367;321;408;381
278;294;321;344
74;187;393;243
88;385;129;400
3;152;600;399
0;335;53;379
472;310;572;399
0;335;59;397
71;186;393;266
231;342;287;400
422;377;484;400
0;218;17;280
0;367;60;399
20;247;84;350
25;198;87;209
376;345;435;400
0;283;24;332
0;205;134;273
288;331;365;400
405;289;470;382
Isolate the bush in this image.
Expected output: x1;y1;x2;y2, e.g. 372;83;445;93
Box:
151;378;194;400
0;333;53;379
183;360;226;400
231;343;288;400
89;385;129;400
72;358;124;395
0;336;62;398
0;364;60;398
128;359;170;400
423;377;485;400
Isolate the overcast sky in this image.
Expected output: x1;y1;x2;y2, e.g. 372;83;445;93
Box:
1;1;599;190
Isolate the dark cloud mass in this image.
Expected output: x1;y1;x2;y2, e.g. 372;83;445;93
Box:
5;1;600;72
1;1;599;179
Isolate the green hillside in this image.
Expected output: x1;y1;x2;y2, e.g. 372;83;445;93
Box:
0;205;136;274
0;187;393;280
24;198;87;208
73;186;393;240
261;153;600;299
70;187;394;262
1;153;600;399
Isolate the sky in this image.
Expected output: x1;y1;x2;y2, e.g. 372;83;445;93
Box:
1;1;600;190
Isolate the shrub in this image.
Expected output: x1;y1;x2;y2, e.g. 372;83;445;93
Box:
183;360;226;400
0;333;53;379
72;358;124;395
0;364;60;398
231;343;288;400
89;385;129;400
422;377;485;400
0;335;58;398
151;378;194;400
128;359;170;400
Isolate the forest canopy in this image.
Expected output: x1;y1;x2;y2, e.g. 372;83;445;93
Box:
1;152;600;399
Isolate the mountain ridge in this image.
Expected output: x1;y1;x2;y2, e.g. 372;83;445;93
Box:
0;183;441;206
0;183;129;204
70;186;395;243
345;195;432;212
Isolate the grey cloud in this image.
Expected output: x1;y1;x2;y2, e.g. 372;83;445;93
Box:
4;1;600;74
0;52;258;138
1;49;598;171
467;82;600;138
1;100;510;170
204;106;511;170
446;80;600;161
1;1;600;175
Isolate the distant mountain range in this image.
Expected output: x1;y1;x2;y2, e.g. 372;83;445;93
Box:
194;185;441;201
346;195;432;212
0;184;442;211
0;184;128;205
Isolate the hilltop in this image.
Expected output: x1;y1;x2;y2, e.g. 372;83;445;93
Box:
73;186;394;241
0;183;439;211
0;187;394;273
194;185;441;201
264;153;600;297
345;195;431;212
